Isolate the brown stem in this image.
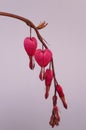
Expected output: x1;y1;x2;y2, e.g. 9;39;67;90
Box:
0;11;48;48
51;58;58;96
0;11;57;95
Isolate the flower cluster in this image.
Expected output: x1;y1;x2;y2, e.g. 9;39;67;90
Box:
0;11;67;128
24;36;53;99
24;36;67;127
49;84;68;127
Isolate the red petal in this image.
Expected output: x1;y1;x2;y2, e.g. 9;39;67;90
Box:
24;37;37;56
35;49;52;67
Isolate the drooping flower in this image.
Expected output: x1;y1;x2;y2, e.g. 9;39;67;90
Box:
24;37;37;56
24;37;37;69
35;49;52;67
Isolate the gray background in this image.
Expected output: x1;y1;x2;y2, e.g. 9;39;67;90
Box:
0;0;86;130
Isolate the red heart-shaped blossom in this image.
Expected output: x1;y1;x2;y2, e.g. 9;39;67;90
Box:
24;37;37;56
35;49;52;67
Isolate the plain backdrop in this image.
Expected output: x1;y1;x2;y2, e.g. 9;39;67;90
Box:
0;0;86;130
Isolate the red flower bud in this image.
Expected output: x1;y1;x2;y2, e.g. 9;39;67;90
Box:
44;69;53;86
56;84;64;97
44;69;53;99
56;84;68;109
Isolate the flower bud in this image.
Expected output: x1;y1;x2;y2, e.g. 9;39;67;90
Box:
56;84;67;109
44;69;53;86
56;84;64;97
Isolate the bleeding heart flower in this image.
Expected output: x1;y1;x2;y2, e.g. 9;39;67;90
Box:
35;49;52;67
24;37;37;56
56;84;67;109
44;69;53;86
24;37;37;70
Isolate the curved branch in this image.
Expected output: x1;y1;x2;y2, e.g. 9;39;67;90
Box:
0;11;57;94
0;11;48;48
0;11;68;127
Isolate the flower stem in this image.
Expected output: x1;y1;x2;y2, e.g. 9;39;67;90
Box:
0;11;57;96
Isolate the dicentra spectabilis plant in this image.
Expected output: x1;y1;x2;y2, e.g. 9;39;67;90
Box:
0;11;68;127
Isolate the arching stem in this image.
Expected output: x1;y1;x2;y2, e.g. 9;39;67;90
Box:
0;11;57;96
